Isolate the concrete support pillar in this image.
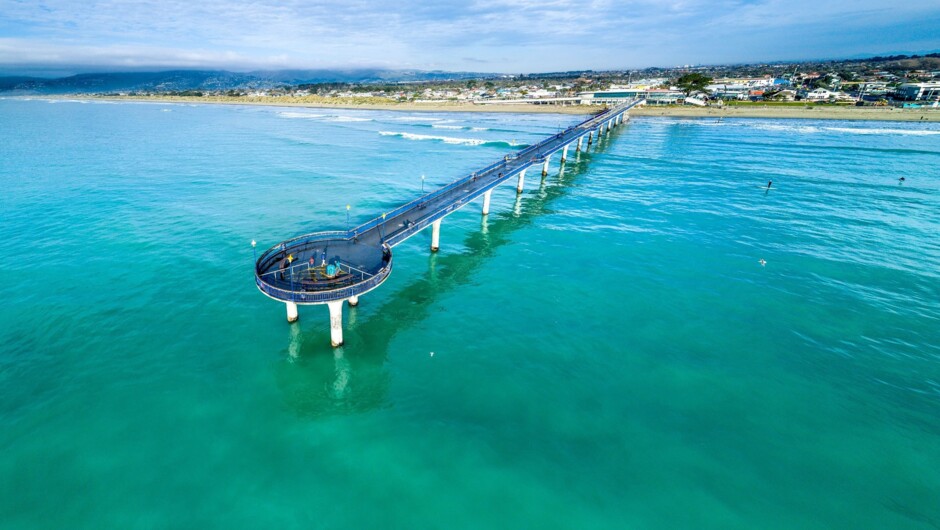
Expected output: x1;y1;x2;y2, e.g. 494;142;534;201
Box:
607;119;613;130
587;131;593;145
482;189;492;216
561;144;569;163
348;294;359;307
516;169;526;194
328;300;343;347
431;219;441;252
541;155;552;176
576;136;583;152
286;301;299;323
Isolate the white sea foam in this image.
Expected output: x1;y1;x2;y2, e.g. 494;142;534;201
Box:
329;116;372;122
747;123;822;134
378;130;523;148
746;122;940;136
822;127;940;136
380;131;485;145
388;116;443;122
278;111;326;119
379;131;487;146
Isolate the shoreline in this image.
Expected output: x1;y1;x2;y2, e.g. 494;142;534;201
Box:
630;105;939;122
21;95;940;121
82;95;599;114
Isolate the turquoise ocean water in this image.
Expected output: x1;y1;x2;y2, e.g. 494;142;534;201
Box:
1;98;939;529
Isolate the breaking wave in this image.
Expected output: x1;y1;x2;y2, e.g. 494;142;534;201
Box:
278;111;327;119
745;122;940;136
328;116;372;122
378;131;526;148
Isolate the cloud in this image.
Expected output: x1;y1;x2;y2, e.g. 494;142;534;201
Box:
0;0;938;73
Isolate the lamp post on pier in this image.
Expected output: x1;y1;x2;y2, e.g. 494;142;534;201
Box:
287;253;295;293
251;240;257;262
421;174;425;193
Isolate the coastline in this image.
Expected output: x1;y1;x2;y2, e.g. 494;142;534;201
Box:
27;95;940;121
630;104;940;122
82;95;599;114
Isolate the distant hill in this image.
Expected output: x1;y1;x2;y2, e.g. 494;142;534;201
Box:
0;69;493;94
0;76;49;91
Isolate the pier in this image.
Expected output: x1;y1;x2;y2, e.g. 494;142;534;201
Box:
254;99;645;346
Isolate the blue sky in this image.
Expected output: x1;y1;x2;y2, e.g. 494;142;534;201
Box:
1;0;939;75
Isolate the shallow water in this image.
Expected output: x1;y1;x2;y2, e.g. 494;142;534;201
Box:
1;99;939;529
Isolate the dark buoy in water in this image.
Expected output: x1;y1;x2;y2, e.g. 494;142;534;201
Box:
899;176;906;184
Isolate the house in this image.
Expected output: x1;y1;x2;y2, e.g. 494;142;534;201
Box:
804;88;834;101
895;82;940;101
767;89;797;101
706;84;749;100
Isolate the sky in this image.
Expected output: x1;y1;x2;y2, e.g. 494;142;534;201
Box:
1;0;939;76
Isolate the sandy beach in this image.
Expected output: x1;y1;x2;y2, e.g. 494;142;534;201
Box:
81;95;940;121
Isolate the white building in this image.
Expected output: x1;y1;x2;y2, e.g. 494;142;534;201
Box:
896;82;940;101
804;88;834;101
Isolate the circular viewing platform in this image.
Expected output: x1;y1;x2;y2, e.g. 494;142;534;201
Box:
255;231;392;304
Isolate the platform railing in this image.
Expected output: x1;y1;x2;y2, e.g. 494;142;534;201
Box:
255;257;393;303
255;231;350;276
258;258;374;283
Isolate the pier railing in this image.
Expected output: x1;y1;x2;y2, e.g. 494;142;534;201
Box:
254;98;642;304
350;99;642;237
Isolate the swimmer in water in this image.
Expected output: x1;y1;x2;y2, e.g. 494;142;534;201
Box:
759;258;766;267
899;176;906;184
767;180;773;189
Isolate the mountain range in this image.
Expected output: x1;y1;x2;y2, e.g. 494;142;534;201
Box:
0;69;492;94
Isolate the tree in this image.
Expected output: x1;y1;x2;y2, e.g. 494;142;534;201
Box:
675;73;713;96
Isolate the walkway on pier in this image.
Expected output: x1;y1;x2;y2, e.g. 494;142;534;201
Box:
353;99;644;249
255;98;644;345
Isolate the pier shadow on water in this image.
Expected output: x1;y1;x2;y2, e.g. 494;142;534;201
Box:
274;130;622;418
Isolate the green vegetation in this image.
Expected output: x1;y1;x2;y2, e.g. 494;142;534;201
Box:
674;73;713;96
